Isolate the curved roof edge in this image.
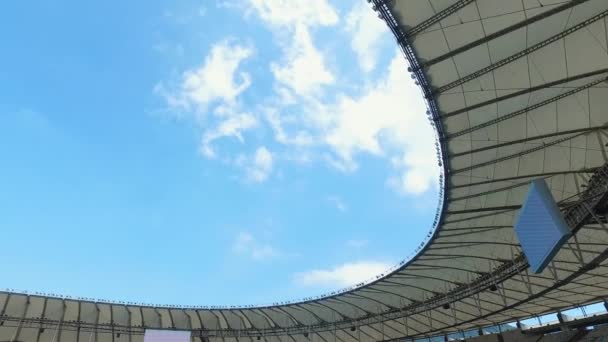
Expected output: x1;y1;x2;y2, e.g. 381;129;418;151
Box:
0;2;449;311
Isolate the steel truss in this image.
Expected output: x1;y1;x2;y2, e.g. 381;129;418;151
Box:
405;0;476;38
434;9;608;95
442;69;608;118
415;0;589;71
447;76;608;139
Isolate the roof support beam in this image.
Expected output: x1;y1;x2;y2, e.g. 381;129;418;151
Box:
340;327;359;341
167;309;175;329
420;253;511;263
326;298;374;317
194;310;205;330
432;241;520;247
343;293;397;311
10;297;29;342
434;10;608;94
36;298;48;342
438;225;512;232
451;168;598;188
0;294;10;318
405;0;477;37
363;324;390;335
253;309;278;329
305;302;348;321
452;124;608;157
446;205;521;214
110;304;115;342
381;321;408;339
393;273;463;287
450;181;531;201
234;317;250;338
216;311;231;330
315;331;330;342
442;68;608;118
447;76;608;139
270;307;304;327
446;199;575;216
417;0;589;70
291;305;326;324
525;268;608;294
443;209;516;224
153;308;162;328
359;324;386;341
376;280;442;297
127;307;133;342
56;301;66;342
451;131;594;174
452;167;598;201
407;264;484;275
238;309;263;330
360;287;414;303
235;310;252;330
138;307;145;329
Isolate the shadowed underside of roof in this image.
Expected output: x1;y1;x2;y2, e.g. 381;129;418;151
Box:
2;0;608;341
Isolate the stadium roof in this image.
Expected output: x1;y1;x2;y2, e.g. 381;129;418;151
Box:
2;0;608;341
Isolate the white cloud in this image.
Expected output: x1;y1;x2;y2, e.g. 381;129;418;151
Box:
243;0;337;98
233;232;277;260
200;113;257;158
245;0;338;28
182;41;252;109
236;146;274;183
293;261;391;287
388;147;439;195
326;195;347;212
270;25;334;97
323;53;438;194
157;2;439;194
270;52;439;194
253;146;273;181
159;40;253;113
345;2;388;72
157;40;261;160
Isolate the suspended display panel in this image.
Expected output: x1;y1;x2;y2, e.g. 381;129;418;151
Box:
515;179;571;273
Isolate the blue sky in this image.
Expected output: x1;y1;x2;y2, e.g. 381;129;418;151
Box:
0;0;440;306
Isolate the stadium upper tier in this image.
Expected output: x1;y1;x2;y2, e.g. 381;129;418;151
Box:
3;0;608;341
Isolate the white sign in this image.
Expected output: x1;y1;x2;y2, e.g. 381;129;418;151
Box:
144;330;191;342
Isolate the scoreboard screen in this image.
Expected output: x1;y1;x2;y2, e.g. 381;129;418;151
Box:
515;179;571;273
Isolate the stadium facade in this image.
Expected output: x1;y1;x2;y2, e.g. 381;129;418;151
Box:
3;0;608;341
